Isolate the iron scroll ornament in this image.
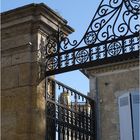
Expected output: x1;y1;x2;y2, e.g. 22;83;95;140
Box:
44;0;140;76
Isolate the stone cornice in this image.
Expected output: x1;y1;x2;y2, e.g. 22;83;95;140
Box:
1;3;66;24
1;3;74;35
84;58;139;77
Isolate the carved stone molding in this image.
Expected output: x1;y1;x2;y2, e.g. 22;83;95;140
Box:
85;58;139;76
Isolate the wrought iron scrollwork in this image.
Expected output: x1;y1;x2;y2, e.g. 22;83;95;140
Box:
76;50;89;64
42;0;140;76
108;42;122;56
83;0;140;45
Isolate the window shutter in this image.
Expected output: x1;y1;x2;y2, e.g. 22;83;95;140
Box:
130;91;140;140
118;93;133;140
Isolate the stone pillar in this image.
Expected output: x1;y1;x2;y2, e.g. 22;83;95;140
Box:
89;76;97;99
1;3;74;140
86;59;139;140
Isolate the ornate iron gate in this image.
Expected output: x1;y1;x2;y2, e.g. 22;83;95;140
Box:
46;78;96;140
42;0;139;139
38;0;140;76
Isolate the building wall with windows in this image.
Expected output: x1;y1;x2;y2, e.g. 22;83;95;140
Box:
86;58;139;140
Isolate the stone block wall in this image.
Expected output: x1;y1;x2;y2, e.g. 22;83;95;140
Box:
1;20;35;139
87;60;139;140
1;3;73;140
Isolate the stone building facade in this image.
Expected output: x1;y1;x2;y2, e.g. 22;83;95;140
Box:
86;58;139;140
1;3;73;140
1;2;139;140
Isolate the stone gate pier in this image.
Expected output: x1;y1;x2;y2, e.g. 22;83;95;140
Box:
1;3;73;140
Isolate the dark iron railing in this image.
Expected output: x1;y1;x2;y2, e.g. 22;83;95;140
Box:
35;0;140;76
44;0;139;138
45;78;96;140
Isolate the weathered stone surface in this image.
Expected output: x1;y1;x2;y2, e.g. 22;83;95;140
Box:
16;111;31;134
1;87;30;112
1;3;73;140
88;62;139;140
31;80;46;136
11;52;31;65
2;34;32;51
1;112;17;139
2;65;19;89
2;20;32;33
19;63;31;86
31;62;39;85
1;55;12;68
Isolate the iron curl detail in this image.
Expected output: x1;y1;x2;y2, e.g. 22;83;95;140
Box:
124;0;140;14
46;57;58;70
45;0;140;52
60;36;78;51
46;35;58;55
44;0;140;76
108;42;122;56
76;50;89;64
84;0;140;44
84;31;97;45
109;0;123;8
